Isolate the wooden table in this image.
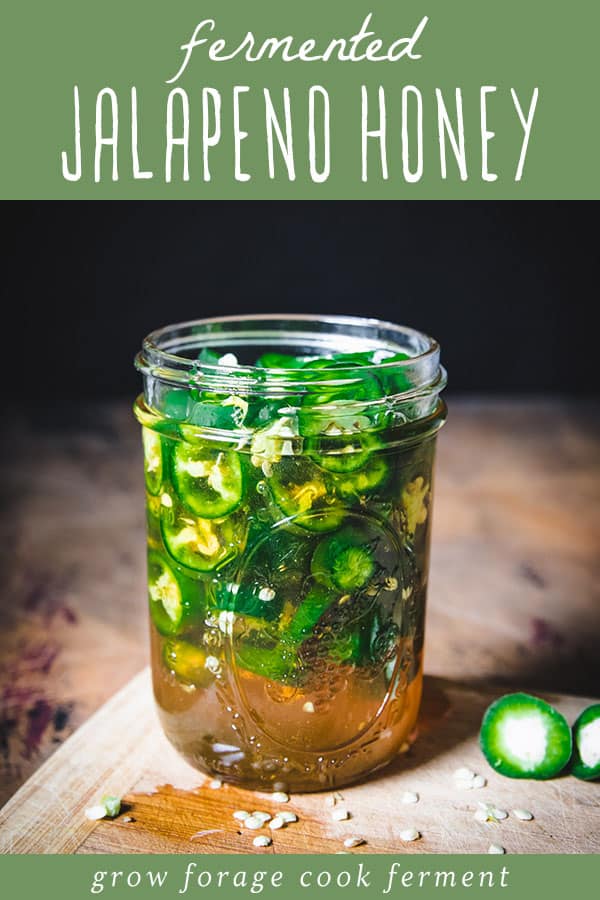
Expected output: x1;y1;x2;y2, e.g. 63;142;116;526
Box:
1;399;599;809
1;671;598;854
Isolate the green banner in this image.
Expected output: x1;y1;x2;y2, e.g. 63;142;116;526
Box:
0;0;598;199
0;854;599;898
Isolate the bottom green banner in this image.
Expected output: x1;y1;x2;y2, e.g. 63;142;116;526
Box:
0;854;596;899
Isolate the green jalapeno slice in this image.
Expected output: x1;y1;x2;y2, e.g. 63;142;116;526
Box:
171;443;243;518
570;704;600;781
333;455;390;497
268;457;346;532
162;639;217;686
311;528;376;593
282;584;338;645
142;427;164;496
308;433;383;474
147;551;186;635
160;500;244;572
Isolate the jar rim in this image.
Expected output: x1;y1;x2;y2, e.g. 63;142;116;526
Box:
135;313;445;400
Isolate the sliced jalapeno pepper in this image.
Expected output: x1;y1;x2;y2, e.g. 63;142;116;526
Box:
570;704;600;781
327;629;363;664
282;584;338;645
197;348;222;365
160;499;246;572
142;427;164;495
255;352;306;369
147;551;188;635
333;455;390;498
311;528;376;593
234;640;298;681
162;388;191;421
480;693;572;780
298;359;383;437
163;639;216;686
268;457;346;532
171;442;243;518
146;493;161;528
187;396;251;431
377;352;413;394
308;433;383;474
214;580;283;623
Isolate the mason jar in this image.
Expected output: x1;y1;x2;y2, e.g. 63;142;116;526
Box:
134;315;447;792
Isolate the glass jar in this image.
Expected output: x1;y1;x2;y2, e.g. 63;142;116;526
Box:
134;315;446;792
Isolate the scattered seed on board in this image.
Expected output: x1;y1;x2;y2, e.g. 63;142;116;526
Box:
279;811;298;823
343;837;365;848
332;808;350;821
244;816;263;830
233;810;250;821
475;803;507;824
85;805;108;821
401;791;419;804
399;828;421;842
454;767;475;781
488;844;506;854
272;791;290;803
208;779;223;789
513;809;534;821
252;811;272;823
326;796;336;808
121;816;134;824
453;768;486;790
253;836;272;848
269;816;285;831
303;702;315;713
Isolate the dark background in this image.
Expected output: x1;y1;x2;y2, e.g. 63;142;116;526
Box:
4;200;595;407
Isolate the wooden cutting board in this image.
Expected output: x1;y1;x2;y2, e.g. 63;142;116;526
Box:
0;670;598;855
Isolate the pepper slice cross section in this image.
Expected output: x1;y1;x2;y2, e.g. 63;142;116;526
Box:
171;443;243;518
480;692;572;780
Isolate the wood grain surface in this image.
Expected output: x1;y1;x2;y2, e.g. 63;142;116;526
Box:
0;399;598;809
0;670;598;855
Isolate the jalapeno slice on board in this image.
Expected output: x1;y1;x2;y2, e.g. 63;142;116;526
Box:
479;692;572;780
570;704;600;781
311;528;376;593
142;428;164;496
268;457;346;532
160;500;245;572
171;443;243;518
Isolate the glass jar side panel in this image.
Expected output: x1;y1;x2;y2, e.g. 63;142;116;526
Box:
142;420;436;789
